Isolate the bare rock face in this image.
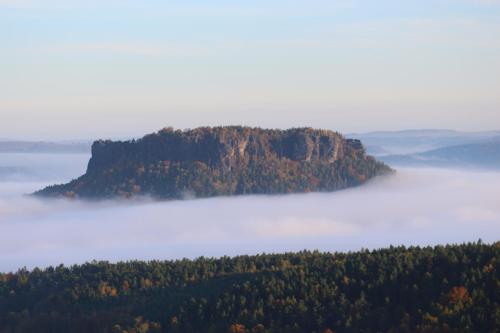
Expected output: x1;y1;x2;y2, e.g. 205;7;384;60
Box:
36;126;391;199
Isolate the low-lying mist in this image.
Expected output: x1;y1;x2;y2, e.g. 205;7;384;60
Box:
1;153;499;272
0;153;89;182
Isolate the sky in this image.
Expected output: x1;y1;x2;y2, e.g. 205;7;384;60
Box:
1;0;500;140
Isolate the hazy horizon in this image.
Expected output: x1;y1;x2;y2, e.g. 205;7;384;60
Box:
2;127;500;143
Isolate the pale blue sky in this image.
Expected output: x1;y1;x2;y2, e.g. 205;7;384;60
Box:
1;0;499;140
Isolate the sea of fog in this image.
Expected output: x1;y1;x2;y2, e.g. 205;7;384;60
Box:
1;153;499;272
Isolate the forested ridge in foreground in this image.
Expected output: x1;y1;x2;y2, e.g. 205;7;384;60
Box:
36;126;390;199
1;242;499;333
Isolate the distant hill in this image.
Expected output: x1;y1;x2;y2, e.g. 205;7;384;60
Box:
349;129;500;156
0;140;91;154
35;126;391;199
380;139;500;169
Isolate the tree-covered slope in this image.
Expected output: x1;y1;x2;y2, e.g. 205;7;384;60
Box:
0;242;498;333
35;126;391;199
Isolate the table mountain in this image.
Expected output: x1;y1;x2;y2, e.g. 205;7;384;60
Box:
35;126;391;199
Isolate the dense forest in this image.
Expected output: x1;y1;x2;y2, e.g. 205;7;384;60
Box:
35;126;391;199
1;242;498;332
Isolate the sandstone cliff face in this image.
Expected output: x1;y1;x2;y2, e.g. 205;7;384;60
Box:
36;127;390;199
87;127;349;172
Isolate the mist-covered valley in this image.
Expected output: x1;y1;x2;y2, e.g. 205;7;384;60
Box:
3;1;500;329
1;149;499;272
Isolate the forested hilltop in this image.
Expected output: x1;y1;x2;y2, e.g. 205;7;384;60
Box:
1;242;498;332
35;126;390;199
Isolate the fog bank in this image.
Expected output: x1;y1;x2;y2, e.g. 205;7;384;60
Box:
0;154;499;272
